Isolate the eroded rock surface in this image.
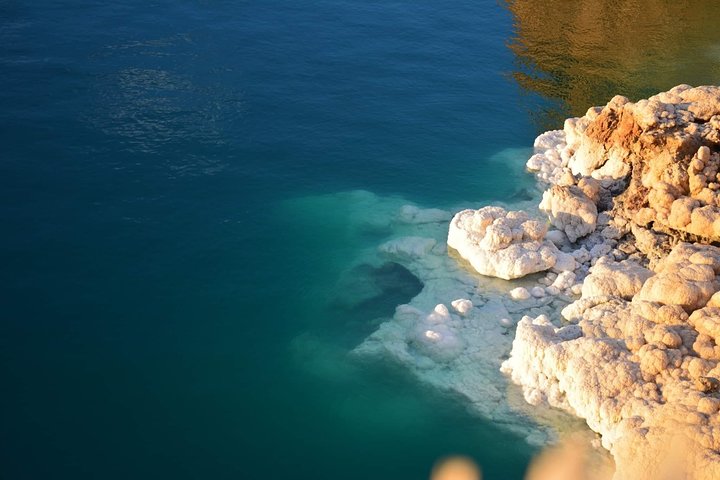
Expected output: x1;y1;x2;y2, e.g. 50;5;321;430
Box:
572;85;720;246
502;86;720;480
539;184;598;242
581;258;652;300
447;206;559;280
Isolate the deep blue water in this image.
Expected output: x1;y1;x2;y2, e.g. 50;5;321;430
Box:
3;1;720;479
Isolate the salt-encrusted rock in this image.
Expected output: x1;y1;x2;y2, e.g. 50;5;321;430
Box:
502;302;720;480
429;303;450;320
521;85;720;256
573;86;720;246
451;298;473;315
509;287;531;301
581;258;652;300
552;271;576;291
438;85;720;480
499;86;720;480
530;286;545;298
503;242;720;480
706;291;720;308
539;185;598;242
527;130;567;184
406;304;465;363
500;317;515;329
447;206;559;280
551;251;578;272
572;247;592;264
589;242;613;261
545;229;567;246
689;307;720;345
577;176;601;203
636;243;720;312
545;286;560;296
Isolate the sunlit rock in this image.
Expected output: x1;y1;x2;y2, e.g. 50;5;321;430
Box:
636;243;720;312
539;185;598;242
509;287;531;300
447;206;558;280
581;258;652;300
503;87;720;480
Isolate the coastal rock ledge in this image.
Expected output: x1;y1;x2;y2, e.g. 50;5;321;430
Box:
469;85;720;480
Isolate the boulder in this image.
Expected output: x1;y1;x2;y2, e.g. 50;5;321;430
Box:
447;207;559;280
539;185;598;242
636;243;720;312
581;258;652;299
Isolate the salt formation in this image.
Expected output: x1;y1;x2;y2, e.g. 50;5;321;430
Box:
357;209;570;444
581;258;652;300
351;85;720;480
539;184;598;242
447;206;559;280
350;191;588;445
499;85;720;480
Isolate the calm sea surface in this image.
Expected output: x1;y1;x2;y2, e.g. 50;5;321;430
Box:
3;1;720;478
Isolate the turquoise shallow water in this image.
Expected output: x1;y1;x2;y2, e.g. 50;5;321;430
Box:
3;1;720;479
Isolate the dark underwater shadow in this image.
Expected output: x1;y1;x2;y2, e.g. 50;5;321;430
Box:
326;261;424;348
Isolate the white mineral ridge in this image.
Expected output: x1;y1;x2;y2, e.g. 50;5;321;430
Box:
447;206;558;280
527;129;568;184
505;243;720;480
581;258;652;300
539;185;598;243
636;243;720;312
348;86;720;480
503;300;720;480
500;87;720;479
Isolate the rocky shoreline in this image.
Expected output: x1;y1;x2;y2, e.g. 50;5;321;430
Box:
494;85;720;480
356;85;720;479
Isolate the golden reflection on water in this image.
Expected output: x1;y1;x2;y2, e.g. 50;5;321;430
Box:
505;0;720;129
